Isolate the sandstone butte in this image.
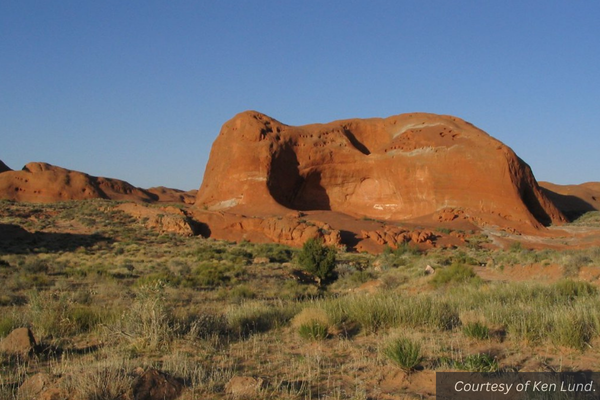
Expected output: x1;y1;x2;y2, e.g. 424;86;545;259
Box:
196;111;567;234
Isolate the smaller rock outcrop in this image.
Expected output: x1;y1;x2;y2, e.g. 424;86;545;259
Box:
0;162;156;203
225;376;266;398
18;373;52;399
130;368;183;400
190;210;342;247
0;327;37;355
116;203;199;236
361;226;436;248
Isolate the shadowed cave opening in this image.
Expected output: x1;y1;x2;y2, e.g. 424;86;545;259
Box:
267;144;331;211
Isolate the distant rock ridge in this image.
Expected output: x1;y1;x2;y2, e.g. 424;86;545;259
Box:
147;186;197;205
196;111;567;232
0;161;157;203
539;181;600;220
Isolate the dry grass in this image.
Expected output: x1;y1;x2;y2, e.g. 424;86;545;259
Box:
1;201;600;399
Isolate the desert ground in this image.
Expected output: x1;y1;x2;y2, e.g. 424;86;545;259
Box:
1;199;600;399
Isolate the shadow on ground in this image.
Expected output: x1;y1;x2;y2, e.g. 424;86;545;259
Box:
0;223;113;254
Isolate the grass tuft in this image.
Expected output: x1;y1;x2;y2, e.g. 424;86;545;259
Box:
382;337;424;373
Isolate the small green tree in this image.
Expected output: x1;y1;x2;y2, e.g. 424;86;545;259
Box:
297;238;337;285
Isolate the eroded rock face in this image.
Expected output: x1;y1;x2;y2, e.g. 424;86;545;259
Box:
0;162;156;203
116;203;199;236
361;226;436;248
196;111;566;232
189;210;342;247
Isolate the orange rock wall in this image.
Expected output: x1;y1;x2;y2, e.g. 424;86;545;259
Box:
197;111;566;231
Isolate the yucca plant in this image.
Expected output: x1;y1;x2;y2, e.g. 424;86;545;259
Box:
298;321;329;341
383;337;423;373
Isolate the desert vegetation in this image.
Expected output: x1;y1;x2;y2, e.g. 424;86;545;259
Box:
1;199;600;399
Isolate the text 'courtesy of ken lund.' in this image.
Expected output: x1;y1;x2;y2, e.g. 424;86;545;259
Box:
436;372;600;399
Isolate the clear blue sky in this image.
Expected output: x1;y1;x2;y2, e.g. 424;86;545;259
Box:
2;1;599;190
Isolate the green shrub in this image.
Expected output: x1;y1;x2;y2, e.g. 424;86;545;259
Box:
393;242;421;256
0;315;17;338
348;270;375;285
462;321;490;340
184;261;245;288
553;279;597;300
225;285;256;302
67;306;106;334
121;281;172;351
135;271;181;287
252;243;295;263
298;321;329;341
383;337;423;372
60;363;133;400
21;258;49;274
457;353;498;372
227;302;298;338
297;238;337;284
571;211;600;226
509;241;524;252
397;297;460;331
430;263;480;287
27;290;67;338
319;293;459;334
551;311;596;350
451;251;478;266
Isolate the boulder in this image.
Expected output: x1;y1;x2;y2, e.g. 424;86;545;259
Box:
18;372;51;398
130;368;183;400
116;203;197;236
0;327;37;355
225;376;266;398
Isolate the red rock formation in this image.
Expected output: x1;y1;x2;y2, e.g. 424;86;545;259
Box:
116;203;199;236
539;181;600;220
0;162;156;203
361;226;436;248
196;111;566;232
188;209;341;247
147;186;197;204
